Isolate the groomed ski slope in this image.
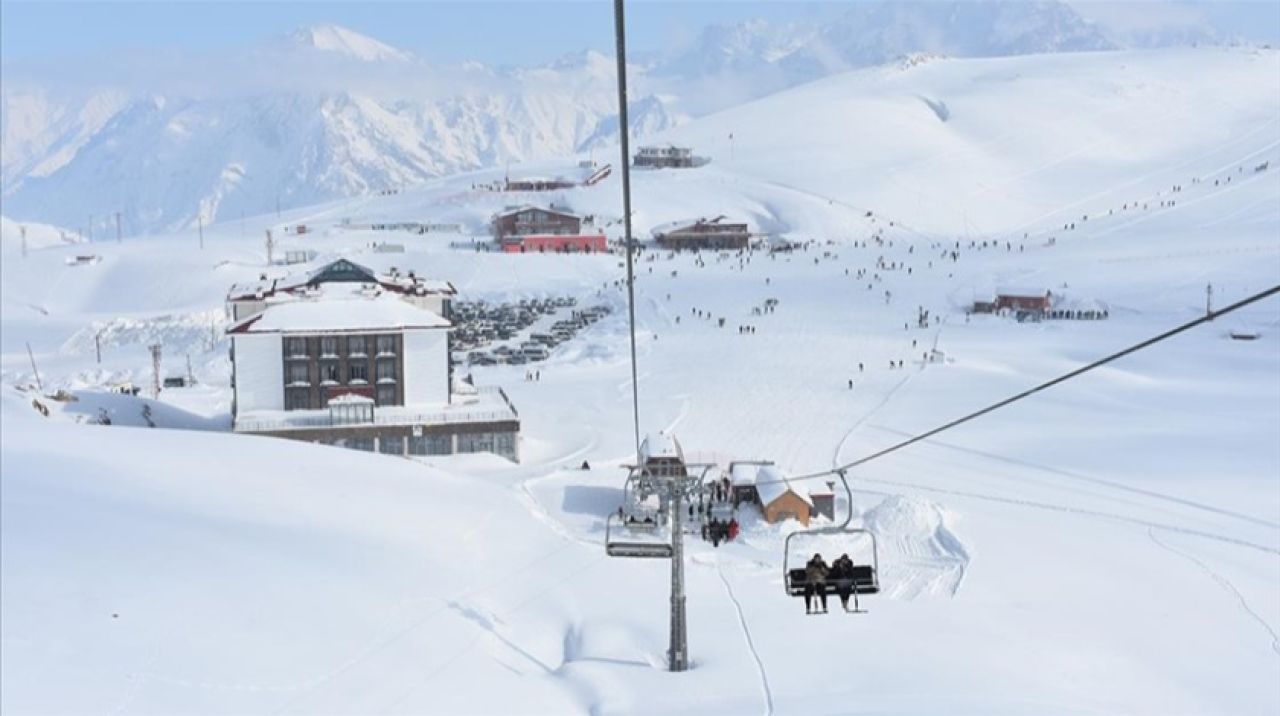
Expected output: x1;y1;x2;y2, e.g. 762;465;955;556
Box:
3;47;1279;715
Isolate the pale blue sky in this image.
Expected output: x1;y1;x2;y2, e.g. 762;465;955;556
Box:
0;1;846;65
2;1;1277;66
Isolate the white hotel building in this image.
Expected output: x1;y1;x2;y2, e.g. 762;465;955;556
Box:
225;259;520;460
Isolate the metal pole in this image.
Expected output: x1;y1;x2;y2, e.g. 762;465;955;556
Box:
95;331;102;365
198;215;205;250
115;212;122;243
25;342;42;392
612;0;641;457
20;225;27;258
1206;283;1213;320
149;344;162;399
667;477;688;671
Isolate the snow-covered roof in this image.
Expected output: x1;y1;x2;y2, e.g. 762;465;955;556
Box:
492;204;580;220
328;393;374;405
228;259;455;302
228;292;450;334
639;431;683;463
730;463;759;486
755;465;814;507
996;286;1051;298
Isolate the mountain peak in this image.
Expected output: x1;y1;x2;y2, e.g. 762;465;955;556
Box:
288;24;413;63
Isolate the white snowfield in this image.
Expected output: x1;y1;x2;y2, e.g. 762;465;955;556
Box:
2;48;1279;715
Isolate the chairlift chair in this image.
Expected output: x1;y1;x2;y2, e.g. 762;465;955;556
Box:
605;511;672;558
782;470;880;612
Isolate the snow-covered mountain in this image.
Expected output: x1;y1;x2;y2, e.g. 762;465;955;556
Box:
658;0;1115;85
0;27;681;235
0;3;1245;235
288;23;415;63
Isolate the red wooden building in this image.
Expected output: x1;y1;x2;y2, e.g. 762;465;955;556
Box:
995;288;1052;313
492;205;606;254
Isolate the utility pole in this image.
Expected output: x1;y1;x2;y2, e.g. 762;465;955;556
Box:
198;214;205;250
115;212;122;243
667;475;688;672
149;344;162;399
1206;282;1214;320
25;342;43;393
265;229;274;265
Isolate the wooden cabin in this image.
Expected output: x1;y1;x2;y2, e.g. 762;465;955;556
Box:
756;465;813;526
996;288;1052;313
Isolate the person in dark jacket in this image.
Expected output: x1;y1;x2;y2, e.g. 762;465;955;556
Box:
831;553;855;611
804;553;830;614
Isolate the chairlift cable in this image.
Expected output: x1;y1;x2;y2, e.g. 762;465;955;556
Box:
612;0;642;456
760;283;1280;487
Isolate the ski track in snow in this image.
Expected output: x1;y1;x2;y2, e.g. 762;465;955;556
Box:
1147;528;1280;658
716;565;774;716
855;474;1280;556
871;426;1280;531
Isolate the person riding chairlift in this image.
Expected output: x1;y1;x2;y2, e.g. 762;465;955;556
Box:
804;553;830;614
830;553;855;612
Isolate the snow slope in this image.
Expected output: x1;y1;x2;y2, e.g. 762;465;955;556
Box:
2;47;1278;715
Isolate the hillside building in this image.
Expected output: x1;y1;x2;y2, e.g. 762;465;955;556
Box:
756;465;814;526
634;145;701;169
995;288;1053;313
653;216;751;251
504;176;577;192
224;259;520;461
490;205;607;254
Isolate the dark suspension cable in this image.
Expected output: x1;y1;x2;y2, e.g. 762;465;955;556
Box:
613;0;642;456
760;284;1280;487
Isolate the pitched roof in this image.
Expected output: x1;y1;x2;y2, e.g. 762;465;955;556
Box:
227;291;450;334
755;465;814;508
493;204;581;220
228;258;455;302
640;431;683;463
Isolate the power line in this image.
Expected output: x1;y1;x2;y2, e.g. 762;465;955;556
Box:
755;284;1280;488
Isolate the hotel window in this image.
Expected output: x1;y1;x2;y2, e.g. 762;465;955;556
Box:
376;359;397;383
348;335;367;356
348;362;368;383
285;337;307;358
495;432;516;460
342;437;375;452
457;432;495;454
378;435;404;455
408;434;451;456
320;336;338;357
376;335;396;356
320;361;340;384
285;388;310;411
287;363;309;386
376;384;397;406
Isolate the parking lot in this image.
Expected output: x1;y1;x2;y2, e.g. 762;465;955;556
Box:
450;297;613;366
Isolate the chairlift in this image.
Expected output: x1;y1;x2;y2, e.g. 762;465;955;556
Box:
606;462;716;559
783;470;880;612
605;512;672;558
